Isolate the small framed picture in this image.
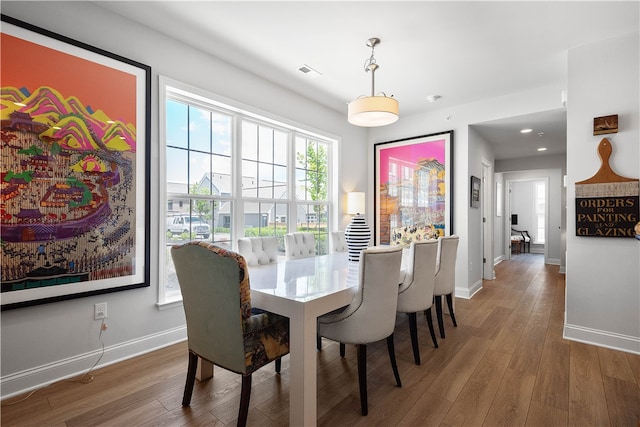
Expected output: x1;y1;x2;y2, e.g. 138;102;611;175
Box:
594;114;618;135
470;176;481;208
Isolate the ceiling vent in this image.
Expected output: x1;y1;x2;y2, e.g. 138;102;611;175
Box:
298;64;322;79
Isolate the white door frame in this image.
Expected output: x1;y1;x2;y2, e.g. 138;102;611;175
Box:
482;159;494;280
504;177;550;264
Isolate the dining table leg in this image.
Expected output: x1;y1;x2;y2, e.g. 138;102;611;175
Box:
288;302;319;426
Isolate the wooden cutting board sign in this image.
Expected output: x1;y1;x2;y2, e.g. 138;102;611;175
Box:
575;138;639;237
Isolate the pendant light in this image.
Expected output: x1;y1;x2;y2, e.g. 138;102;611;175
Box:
347;37;399;127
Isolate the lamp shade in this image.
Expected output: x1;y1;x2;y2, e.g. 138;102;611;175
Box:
348;96;399;127
346;192;366;215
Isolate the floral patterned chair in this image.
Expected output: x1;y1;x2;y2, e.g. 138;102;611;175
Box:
170;241;289;427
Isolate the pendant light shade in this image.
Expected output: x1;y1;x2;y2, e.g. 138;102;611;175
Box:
348;96;399;127
347;37;399;127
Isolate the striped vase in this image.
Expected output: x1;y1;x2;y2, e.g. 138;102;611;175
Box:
345;216;371;262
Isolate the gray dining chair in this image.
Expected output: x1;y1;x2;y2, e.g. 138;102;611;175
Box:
397;239;439;365
433;235;460;338
317;246;404;416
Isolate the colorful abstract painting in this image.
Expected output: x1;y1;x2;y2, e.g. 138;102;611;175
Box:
0;16;150;309
374;131;453;247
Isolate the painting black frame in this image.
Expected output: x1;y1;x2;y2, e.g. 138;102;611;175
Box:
470;175;481;208
374;130;454;246
1;15;151;310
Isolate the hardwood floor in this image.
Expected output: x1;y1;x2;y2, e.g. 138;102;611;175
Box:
3;253;640;426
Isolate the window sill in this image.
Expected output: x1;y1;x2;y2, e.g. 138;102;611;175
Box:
156;297;183;311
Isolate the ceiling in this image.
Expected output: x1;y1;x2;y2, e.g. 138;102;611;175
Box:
96;1;638;160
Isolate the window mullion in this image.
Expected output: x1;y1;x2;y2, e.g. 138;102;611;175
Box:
232;114;243;250
288;131;296;233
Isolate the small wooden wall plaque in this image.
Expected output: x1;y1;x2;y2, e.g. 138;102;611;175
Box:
593;114;618;135
575;138;639;237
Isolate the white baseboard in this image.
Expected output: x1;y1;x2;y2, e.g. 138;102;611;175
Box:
559;265;566;274
455;280;483;300
564;323;640;355
0;326;187;399
493;256;503;266
547;258;560;265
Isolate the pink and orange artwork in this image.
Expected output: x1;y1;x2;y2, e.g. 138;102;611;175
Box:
375;132;452;246
1;17;149;308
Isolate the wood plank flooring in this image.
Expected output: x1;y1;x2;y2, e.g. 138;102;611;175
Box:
2;253;640;426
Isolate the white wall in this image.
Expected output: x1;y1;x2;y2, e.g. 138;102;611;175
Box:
565;31;640;353
468;127;495;289
0;1;368;397
496;153;566;174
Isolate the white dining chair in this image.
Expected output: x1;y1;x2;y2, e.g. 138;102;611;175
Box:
317;246;404;416
330;231;347;253
396;239;439;365
237;236;279;266
433;235;460;338
284;232;316;259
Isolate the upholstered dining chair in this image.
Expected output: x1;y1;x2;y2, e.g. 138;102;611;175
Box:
330;230;347;253
284;232;316;259
170;241;290;427
396;239;439;365
433;235;460;339
237;236;279;266
317;246;404;416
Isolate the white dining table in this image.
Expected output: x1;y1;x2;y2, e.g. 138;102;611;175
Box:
248;251;360;427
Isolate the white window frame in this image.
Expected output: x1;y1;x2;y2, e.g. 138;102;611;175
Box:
533;180;546;244
158;76;338;307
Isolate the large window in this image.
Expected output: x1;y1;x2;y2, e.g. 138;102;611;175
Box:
160;79;334;304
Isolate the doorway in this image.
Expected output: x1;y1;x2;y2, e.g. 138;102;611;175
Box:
504;177;550;264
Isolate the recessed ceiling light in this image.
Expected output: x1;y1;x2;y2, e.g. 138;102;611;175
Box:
520;128;533;134
537;147;547;152
426;95;442;103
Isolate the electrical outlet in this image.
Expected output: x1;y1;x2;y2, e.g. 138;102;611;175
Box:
94;302;107;320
